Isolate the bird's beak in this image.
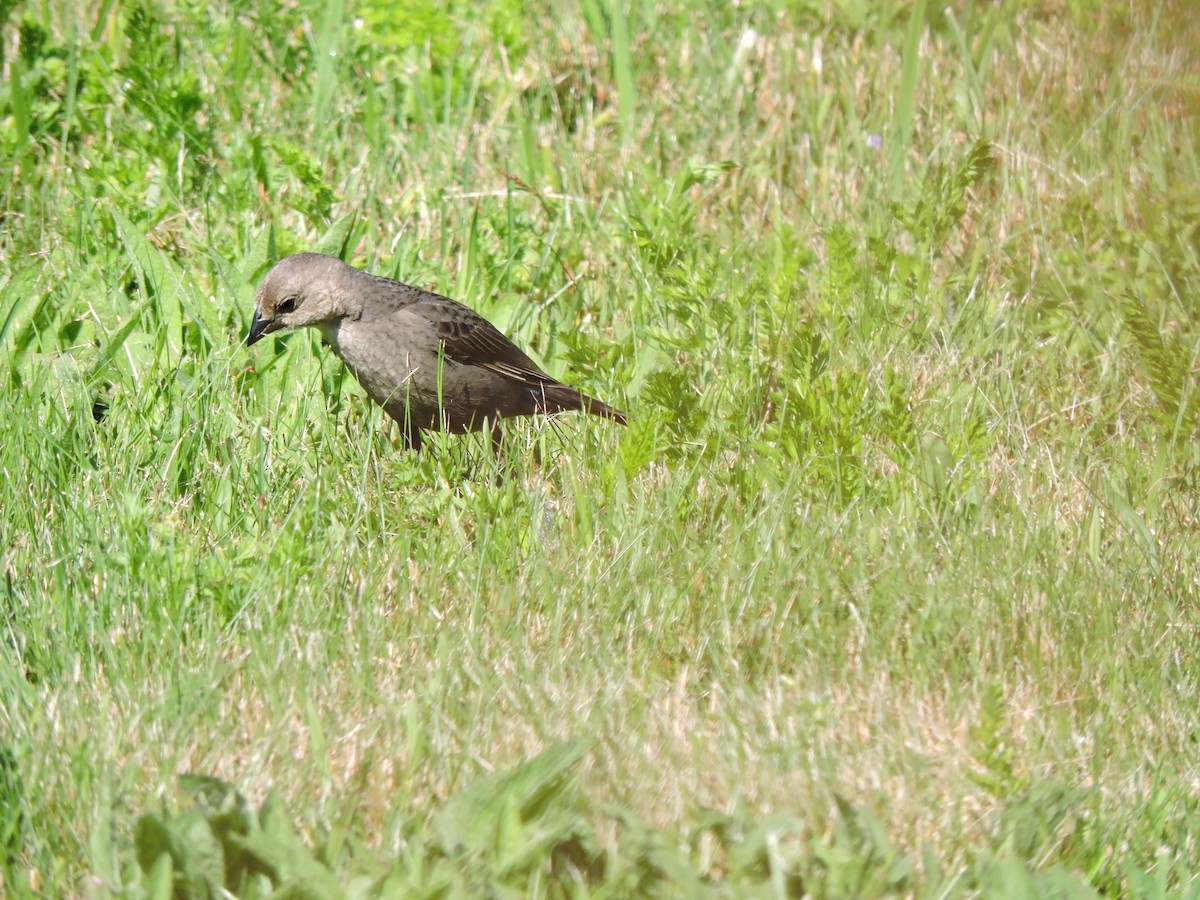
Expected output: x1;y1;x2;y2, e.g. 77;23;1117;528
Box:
246;308;274;346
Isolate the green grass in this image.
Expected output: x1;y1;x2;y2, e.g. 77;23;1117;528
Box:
3;0;1200;895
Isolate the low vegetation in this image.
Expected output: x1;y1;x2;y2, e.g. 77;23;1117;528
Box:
2;0;1199;895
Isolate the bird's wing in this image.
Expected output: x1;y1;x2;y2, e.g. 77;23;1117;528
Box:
358;276;560;387
427;298;558;386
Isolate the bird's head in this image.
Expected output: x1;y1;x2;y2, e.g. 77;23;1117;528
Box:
247;253;350;345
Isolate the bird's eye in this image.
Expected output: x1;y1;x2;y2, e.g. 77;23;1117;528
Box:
278;296;298;314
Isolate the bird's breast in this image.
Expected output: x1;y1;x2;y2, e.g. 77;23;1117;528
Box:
327;318;432;408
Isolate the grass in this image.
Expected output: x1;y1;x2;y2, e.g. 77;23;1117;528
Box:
2;0;1200;895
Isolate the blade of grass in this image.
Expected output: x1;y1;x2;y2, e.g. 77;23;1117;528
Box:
890;0;926;196
611;0;636;147
312;0;347;125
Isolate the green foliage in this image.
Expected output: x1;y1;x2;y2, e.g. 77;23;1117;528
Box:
268;139;339;225
119;5;209;168
893;139;996;252
3;14;72;153
0;744;26;866
1121;294;1200;441
355;0;529;125
431;739;595;881
128;777;341;898
114;744;831;897
801;797;912;896
967;686;1027;801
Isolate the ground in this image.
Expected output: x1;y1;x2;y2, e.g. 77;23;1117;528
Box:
2;0;1199;895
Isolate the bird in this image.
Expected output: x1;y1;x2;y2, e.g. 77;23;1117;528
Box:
246;253;627;451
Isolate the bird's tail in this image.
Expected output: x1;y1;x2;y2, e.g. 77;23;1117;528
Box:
540;383;628;426
577;392;629;425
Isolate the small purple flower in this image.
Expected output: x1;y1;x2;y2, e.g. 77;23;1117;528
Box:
866;134;883;151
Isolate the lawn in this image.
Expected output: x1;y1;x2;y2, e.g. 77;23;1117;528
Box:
2;0;1199;896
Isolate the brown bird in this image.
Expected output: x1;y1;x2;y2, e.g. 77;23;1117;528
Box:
247;253;627;450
